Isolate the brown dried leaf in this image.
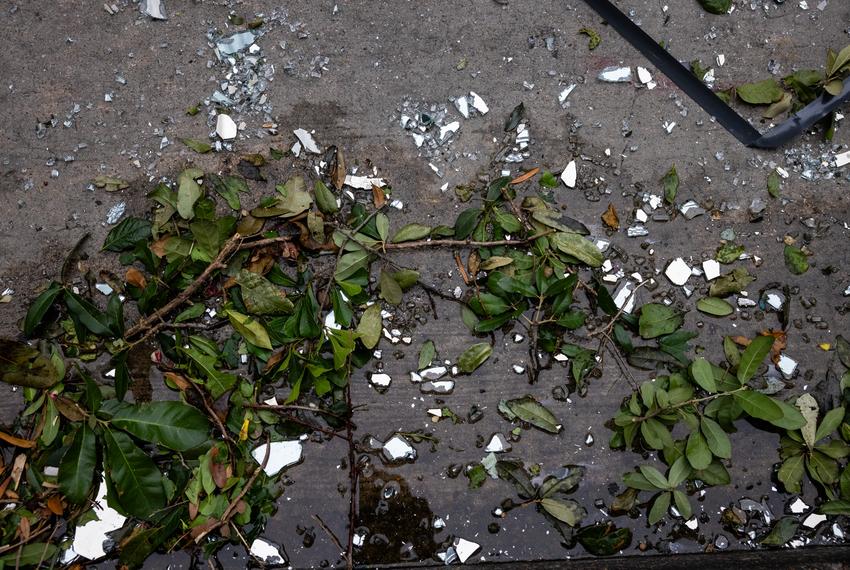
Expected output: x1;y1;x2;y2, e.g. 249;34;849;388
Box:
0;431;36;449
125;267;147;289
18;515;30;541
601;203;620;230
332;149;346;190
372;185;386;209
53;397;87;422
455;253;470;285
46;495;64;515
149;235;170;258
510;167;540;185
467;250;481;278
189;501;199;520
164;372;191;391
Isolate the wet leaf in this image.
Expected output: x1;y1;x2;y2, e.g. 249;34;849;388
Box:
819;500;850;515
466;463;487;489
502;396;561;433
715;243;745;264
314;180;339;214
601;203;619;230
648;492;671;524
540;498;585;526
391;223;431;243
176;168;204;220
59;423;97;504
418;340;436;369
496;460;536;498
737;335;774;383
208;174;248;211
23;282;63;337
504;102;525;132
181;138;213;154
734;390;783;422
686;431;712;470
777;454;805;494
226;309;272;349
103;429;166;520
551;232;604;267
709;267;754;297
836;335;850;369
815;405;845;442
701;417;732;459
379;269;403;305
696;297;733;317
698;0;731;14
454;208;481;240
0;544;59;567
236;270;294;315
577;523;632;556
638;303;683;339
457;342;492;374
763;92;793;119
783;245;809;275
767;170;782;198
174;303;206;323
110;401;210;452
690;357;717;392
737;79;784;105
661;165;678;204
760;517;799;546
0;340;62;389
103;217;153;252
796;393;820;448
357;304;382;349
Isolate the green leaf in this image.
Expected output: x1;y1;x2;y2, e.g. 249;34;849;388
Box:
767;170;782;198
0;543;59;567
661;165;678;204
737;335;774;383
356;304;382;349
379;269;403;305
737;79;784;105
797;393;820;448
540;498;585;526
686;431;712;470
760;517;799;547
375;213;389;242
501;396;561;433
334;250;371;282
208;174;248;211
783;245;809;275
419;340;436;369
648;492;671;524
64;291;112;337
698;0;731;14
103;217;153;252
391;223;431;243
236;270;294;315
623;471;657;491
700;417;732;459
226;309;272;349
709;267;754;297
579;27;601;50
457;342;492;374
576;523;632;556
314;180;339;214
777;454;805;494
180;347;236;399
176;168;203;220
59;423;97;504
181;138;213;154
734;390;783;422
454;208;481;240
690;357;717;392
638;465;668;489
819;500;850;515
638;303;684;339
667;456;691;487
23;282;63;337
0;339;61;389
466;463;487;489
551;232;604;267
715;243;745;264
110;401;210;452
103;429;166;520
696;297;733;317
174;303;206;324
815;406;846;442
770;399;807;431
672;489;692;520
539;171;558;188
829;45;850;76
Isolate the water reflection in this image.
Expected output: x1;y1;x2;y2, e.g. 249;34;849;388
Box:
354;467;439;565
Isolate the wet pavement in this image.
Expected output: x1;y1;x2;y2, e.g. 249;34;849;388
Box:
3;0;850;567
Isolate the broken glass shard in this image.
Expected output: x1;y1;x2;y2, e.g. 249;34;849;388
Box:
293;128;321;154
72;480;127;560
469;91;489;114
249;538;286;565
216;114;237;140
665;258;691;286
140;0;167;20
382;435;417;462
485;433;511;453
561;160;577;188
217;31;256;56
598;66;632;82
251;441;302;476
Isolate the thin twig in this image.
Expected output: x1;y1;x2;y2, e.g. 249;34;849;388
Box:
187;379;235;445
381;230;553;250
588;280;649;339
321;208;385;309
124;233;244;341
236;236;293;250
312;514;346;553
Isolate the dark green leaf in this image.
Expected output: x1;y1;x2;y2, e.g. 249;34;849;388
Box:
698;0;731;14
504;102;525;132
577;523;632;556
110;401;210;452
391;223;431;243
696;297;733;317
0;543;59;567
103;429;166;519
709;267;754;297
648;492;671;524
767;170;781;198
357;304;382;349
638;303;683;339
236;270;294;315
176;168;204;220
737;335;774;383
734;390;783;422
540;497;585;526
690;357;717;392
103;217;153;252
174;303;206;323
686;431;712;470
701;417;732;459
419;340;436;369
760;517;799;546
65;290;112;336
314;180;339;214
181;138;213;154
454;208;481;240
23;282;63;337
501;396;561;433
59;423;97;504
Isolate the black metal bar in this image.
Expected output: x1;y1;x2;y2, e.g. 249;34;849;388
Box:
582;0;850;149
